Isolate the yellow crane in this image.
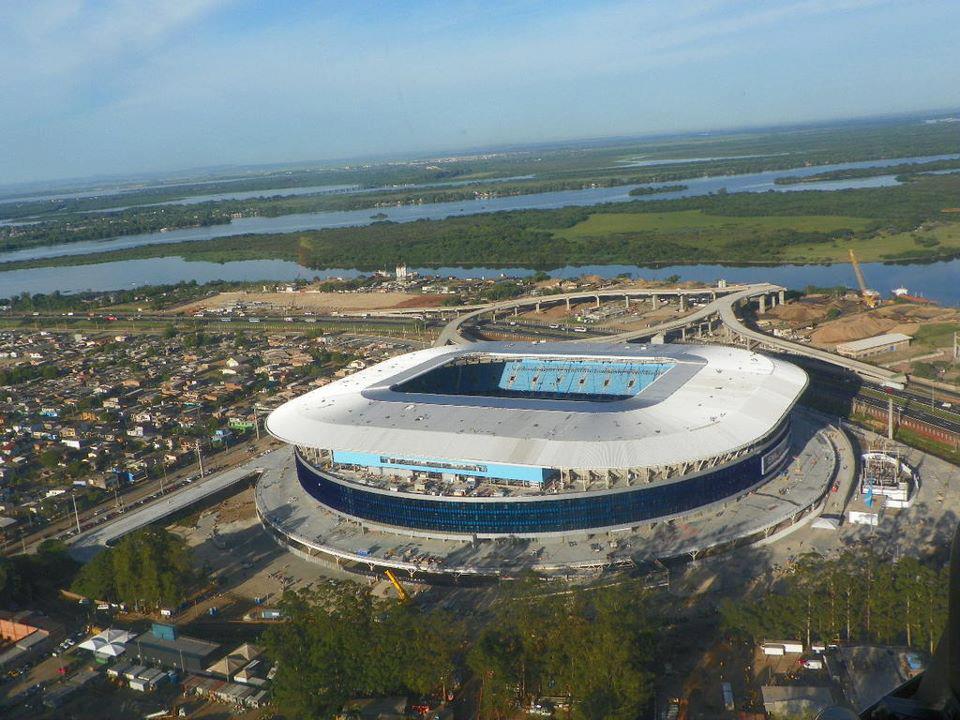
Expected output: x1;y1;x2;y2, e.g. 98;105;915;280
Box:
384;569;410;602
848;249;880;308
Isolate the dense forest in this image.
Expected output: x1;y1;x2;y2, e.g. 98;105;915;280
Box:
773;157;960;185
265;579;657;720
0;540;77;606
71;527;197;610
721;551;948;653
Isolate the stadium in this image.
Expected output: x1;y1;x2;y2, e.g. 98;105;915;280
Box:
256;341;841;579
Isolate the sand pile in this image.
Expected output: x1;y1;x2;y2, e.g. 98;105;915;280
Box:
811;315;897;344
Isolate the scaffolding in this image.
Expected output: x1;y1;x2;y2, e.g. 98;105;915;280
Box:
859;441;917;509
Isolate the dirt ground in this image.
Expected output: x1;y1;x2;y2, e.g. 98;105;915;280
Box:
809;303;958;345
176;290;444;314
212;490;257;526
166;486;405;615
768;295;838;324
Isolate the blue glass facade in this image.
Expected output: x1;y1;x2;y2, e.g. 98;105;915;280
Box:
294;422;790;535
331;450;550;484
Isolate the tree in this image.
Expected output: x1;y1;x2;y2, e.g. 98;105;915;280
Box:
39;448;62;469
71;527;196;608
721;549;949;651
0;541;77;605
265;583;466;720
467;582;655;720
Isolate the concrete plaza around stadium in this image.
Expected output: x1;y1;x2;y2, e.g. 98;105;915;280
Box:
256;409;849;580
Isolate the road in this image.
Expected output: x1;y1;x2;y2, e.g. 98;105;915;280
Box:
66;446;290;562
473;320;608;340
2;436;281;556
712;296;904;385
435;283;761;346
11;311;444;333
439;281;905;386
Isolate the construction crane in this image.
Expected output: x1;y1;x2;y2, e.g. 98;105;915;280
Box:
848;249;880;308
384;569;410;602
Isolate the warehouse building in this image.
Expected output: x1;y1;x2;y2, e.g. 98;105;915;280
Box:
836;333;912;359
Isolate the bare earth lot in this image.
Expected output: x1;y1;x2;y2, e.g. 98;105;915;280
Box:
175;290;445;314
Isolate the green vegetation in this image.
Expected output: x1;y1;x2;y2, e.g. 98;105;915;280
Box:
628;183;687;196
912;322;960;348
892;425;960;466
0;540;77;605
468;582;655;720
912;361;949;380
555;209;872;237
0;280;239;310
722;551;947;653
0;205;230;251
266;579;657;720
3;171;960;272
0;362;62;387
773;157;960;185
481;281;525;301
2;117;958;255
264;582;465;720
70;527;197;609
552;209;873;263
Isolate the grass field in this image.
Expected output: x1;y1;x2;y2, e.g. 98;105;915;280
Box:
551;209;960;263
912;321;960;348
553;209;873;240
781;223;960;262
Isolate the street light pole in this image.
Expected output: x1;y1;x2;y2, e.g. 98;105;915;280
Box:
195;439;205;478
71;492;81;534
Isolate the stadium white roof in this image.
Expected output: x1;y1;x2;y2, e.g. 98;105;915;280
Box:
266;342;807;470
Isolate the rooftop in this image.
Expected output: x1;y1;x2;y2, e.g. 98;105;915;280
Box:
835;333;912;353
267;342;807;471
133;630;220;659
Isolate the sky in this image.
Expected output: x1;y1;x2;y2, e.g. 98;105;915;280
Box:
1;0;958;185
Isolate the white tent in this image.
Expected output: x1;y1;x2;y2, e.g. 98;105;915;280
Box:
98;628;136;644
78;628;135;657
811;516;840;530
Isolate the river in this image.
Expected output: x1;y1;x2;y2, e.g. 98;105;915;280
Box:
2;256;958;306
2;153;956;266
2;154;960;301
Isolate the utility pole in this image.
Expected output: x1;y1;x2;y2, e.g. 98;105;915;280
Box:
888;396;894;440
71;492;81;534
253;407;261;441
160;462;167;495
195;439;205;478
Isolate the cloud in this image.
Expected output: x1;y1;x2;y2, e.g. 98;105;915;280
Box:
0;0;233;81
0;0;955;183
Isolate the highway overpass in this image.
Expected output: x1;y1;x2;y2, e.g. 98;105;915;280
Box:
67;447;290;562
437;282;905;385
